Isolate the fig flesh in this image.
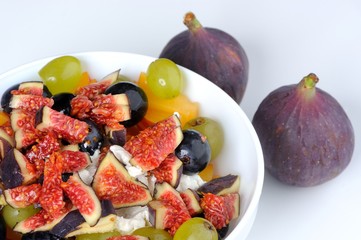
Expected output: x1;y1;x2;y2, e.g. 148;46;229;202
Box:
252;73;355;186
159;12;249;103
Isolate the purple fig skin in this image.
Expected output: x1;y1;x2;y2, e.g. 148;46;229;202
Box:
159;12;249;103
252;73;355;187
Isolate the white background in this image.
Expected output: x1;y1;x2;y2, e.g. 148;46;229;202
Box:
1;1;360;239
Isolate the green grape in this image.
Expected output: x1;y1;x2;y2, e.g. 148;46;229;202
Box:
173;217;218;240
146;58;183;99
39;55;82;95
184;117;224;160
132;226;172;240
75;231;121;240
1;204;40;228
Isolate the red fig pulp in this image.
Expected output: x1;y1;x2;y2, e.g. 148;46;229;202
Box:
159;12;249;103
252;73;355;187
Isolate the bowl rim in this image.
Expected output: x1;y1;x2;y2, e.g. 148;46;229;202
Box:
0;50;265;239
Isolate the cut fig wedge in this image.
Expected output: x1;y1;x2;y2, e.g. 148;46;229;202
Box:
92;151;152;208
150;153;183;188
75;69;120;99
36;106;89;144
149;182;191;235
10;94;53;112
180;188;202;217
124;114;183;171
50;209;86;238
4;183;42;208
200;192;240;229
66;200;118;237
0;148;37;189
0;128;14;159
197;174;240;195
14;204;73;234
61;173;101;226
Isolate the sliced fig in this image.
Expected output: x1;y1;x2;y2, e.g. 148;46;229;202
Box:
149;182;191;235
105;125;127;146
66;200;118;237
180;188;202;217
13;204;73;234
90;93;131;129
0;128;14;159
70;95;94;119
105;81;149;127
0;148;37;189
36;106;89;144
124;114;183;171
150;153;183;188
200;192;240;229
10;94;54;112
50;209;85;238
60;146;91;173
75;69;120;99
61;173;101;226
92;151;152;208
25;130;61;176
40;151;65;219
197;174;240;195
16;81;45;96
4;183;42;208
252;73;355;186
159;12;249;103
11;109;39;149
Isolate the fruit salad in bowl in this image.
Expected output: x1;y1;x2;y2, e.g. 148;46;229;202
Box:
0;51;264;240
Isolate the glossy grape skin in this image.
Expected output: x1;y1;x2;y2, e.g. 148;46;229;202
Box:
175;129;211;175
75;230;121;240
78;119;104;156
146;58;183;99
1;205;40;228
184;117;224;161
51;92;75;115
38;56;82;95
105;81;148;127
173;217;218;240
132;226;172;240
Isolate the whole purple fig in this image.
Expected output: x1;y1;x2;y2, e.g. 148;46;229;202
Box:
159;12;249;103
252;73;355;187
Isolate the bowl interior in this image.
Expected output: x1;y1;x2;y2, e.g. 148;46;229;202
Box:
0;51;264;240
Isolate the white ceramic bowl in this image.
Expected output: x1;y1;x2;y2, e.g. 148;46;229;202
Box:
0;51;264;240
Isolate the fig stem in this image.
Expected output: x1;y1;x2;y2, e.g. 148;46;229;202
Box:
184;12;203;32
301;73;319;89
